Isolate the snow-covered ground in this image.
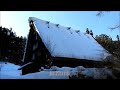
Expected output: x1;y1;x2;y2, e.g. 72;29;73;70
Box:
0;62;114;79
0;62;21;79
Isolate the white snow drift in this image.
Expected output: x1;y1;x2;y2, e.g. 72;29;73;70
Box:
0;62;113;79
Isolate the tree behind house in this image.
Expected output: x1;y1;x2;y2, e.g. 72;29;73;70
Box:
0;26;26;65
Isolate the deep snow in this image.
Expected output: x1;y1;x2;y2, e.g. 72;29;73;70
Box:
0;62;113;79
0;62;21;79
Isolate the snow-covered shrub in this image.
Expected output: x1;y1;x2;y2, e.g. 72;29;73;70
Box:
69;70;86;79
41;67;44;70
45;65;51;69
69;66;85;79
39;67;45;71
69;66;114;79
50;66;59;71
69;71;79;79
60;67;73;71
76;66;86;72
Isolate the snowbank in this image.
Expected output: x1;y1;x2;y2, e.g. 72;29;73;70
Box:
0;62;21;79
0;62;113;79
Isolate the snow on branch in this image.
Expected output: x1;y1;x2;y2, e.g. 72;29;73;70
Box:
109;25;120;30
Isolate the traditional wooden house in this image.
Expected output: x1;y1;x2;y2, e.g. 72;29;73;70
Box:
19;17;111;75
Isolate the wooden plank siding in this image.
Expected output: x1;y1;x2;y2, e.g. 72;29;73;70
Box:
21;21;53;75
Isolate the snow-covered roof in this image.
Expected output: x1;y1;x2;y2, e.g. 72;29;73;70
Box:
28;17;111;61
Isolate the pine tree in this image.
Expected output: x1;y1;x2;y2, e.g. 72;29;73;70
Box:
0;26;26;65
116;35;119;41
95;34;113;54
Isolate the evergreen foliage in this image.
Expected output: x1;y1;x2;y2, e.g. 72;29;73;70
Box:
0;26;26;65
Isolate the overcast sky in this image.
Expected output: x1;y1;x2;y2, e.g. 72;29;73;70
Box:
0;11;120;40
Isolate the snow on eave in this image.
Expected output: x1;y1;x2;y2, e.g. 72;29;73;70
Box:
18;62;33;70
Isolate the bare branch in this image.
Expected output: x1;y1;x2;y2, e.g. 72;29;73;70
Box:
97;11;120;31
96;11;110;17
109;25;120;30
96;11;103;17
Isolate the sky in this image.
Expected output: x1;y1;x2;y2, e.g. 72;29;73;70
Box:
0;11;120;40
